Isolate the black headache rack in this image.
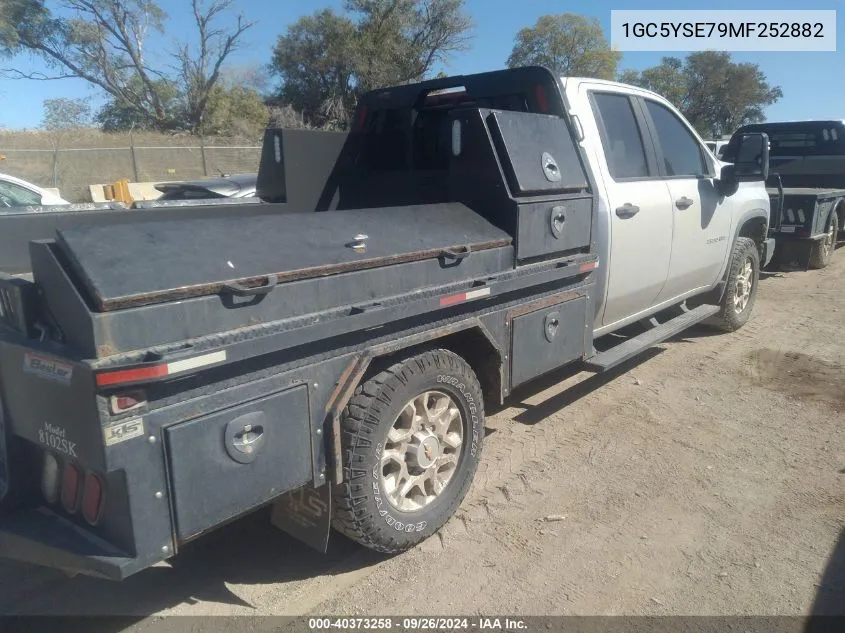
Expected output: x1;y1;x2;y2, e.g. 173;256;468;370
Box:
0;67;600;580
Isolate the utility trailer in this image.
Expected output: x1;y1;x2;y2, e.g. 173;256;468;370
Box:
725;120;845;270
0;66;770;580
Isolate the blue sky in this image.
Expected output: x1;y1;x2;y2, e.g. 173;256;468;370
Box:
0;0;842;129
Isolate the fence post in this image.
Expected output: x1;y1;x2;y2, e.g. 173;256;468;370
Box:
200;135;209;177
51;146;59;189
129;129;140;182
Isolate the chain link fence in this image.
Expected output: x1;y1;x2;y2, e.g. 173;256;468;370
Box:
0;130;261;202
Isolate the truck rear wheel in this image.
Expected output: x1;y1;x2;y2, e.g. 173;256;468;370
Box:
712;237;760;332
809;212;839;269
332;349;484;553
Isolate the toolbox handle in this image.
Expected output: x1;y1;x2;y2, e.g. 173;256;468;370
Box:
221;274;279;297
439;245;472;262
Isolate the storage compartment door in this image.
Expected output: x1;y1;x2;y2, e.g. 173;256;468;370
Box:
516;197;592;260
511;296;588;387
165;384;312;541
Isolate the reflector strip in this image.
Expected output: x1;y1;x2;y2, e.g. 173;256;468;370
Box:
96;350;227;387
579;261;599;273
167;350;227;374
439;287;491;307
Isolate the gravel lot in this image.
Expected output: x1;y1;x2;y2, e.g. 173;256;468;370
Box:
0;246;842;625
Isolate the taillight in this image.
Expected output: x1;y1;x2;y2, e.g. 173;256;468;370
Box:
60;463;82;512
41;453;60;504
82;472;105;525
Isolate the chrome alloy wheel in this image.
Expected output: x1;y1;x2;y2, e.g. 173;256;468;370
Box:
734;257;754;314
379;391;464;512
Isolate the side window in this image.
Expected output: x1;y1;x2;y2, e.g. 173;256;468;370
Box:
0;181;42;208
644;100;708;177
592;93;649;179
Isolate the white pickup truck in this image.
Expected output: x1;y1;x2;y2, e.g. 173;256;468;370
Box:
0;66;772;579
563;77;773;337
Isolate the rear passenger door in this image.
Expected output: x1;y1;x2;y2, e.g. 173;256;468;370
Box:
588;91;674;328
639;98;733;303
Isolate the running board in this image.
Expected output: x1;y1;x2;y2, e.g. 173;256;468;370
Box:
583;304;720;372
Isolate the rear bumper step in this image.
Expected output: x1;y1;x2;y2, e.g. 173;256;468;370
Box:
0;507;136;580
584;304;720;373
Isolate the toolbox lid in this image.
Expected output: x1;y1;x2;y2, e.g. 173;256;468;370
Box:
55;203;512;311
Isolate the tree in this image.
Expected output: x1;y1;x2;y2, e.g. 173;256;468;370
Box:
41;97;92;130
270;0;473;128
40;96;93;188
620;52;783;138
95;77;182;132
350;0;473;93
2;0;253;133
198;84;268;138
270;9;359;130
507;14;621;80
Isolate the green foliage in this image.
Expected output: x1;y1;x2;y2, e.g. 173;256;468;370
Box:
620;52;783;138
95;77;182;132
41;97;92;130
270;9;359;130
507;14;621;80
198;84;269;138
270;0;473;128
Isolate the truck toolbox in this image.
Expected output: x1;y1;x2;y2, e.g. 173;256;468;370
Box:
510;294;588;386
165;384;312;541
31;205;514;357
514;198;592;260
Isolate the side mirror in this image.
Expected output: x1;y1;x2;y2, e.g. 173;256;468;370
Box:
724;132;769;182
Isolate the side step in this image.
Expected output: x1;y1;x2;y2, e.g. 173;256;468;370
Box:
583;304;720;372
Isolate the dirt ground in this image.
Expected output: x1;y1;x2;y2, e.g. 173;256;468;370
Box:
0;247;842;624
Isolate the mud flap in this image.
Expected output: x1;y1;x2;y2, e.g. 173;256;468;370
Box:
270;484;332;553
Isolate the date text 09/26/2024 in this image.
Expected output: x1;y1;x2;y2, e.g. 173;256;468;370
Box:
308;618;528;630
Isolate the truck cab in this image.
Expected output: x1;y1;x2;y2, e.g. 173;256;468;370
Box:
563;78;772;335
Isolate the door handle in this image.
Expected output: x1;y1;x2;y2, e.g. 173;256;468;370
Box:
675;196;694;210
615;203;640;219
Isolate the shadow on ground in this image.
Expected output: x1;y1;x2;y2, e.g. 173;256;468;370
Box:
805;527;845;632
0;509;384;623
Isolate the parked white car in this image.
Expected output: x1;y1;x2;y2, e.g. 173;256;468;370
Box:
0;173;69;210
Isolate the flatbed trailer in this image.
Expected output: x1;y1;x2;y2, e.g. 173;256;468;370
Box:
727;121;845;269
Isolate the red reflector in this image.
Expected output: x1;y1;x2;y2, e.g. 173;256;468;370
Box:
82;472;105;525
61;463;81;512
796;228;811;237
535;85;549;113
110;392;145;414
440;293;466;307
579;261;598;273
356;107;368;131
96;364;167;387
